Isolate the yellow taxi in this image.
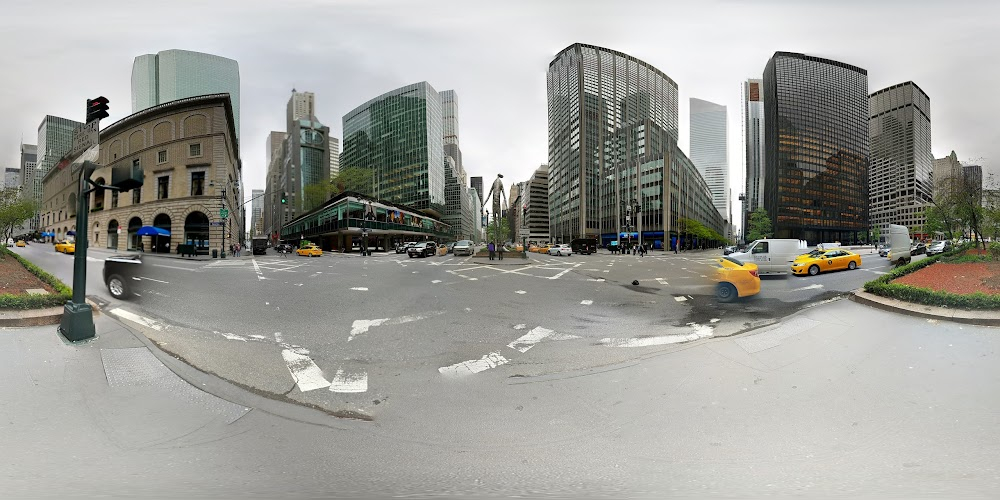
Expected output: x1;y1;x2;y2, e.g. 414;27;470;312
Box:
54;240;76;254
15;240;27;247
534;244;550;254
714;256;760;302
791;248;861;276
296;244;322;257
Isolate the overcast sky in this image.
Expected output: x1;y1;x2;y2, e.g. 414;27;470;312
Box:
3;0;998;227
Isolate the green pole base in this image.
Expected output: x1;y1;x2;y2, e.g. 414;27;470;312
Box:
58;301;95;342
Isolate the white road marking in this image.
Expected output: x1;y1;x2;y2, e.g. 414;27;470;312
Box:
138;276;169;284
86;256;103;263
348;311;446;341
152;264;199;272
513;324;526;330
580;300;593;305
791;283;824;292
216;331;248;342
588;278;605;282
131;277;142;281
603;270;609;273
439;352;509;377
109;308;164;331
600;323;713;347
656;278;668;286
432;279;442;283
674;296;688;302
274;332;285;343
252;258;264;280
329;370;368;393
351;287;368;291
515;290;526;294
350;318;390;340
281;349;330;392
710;318;720;323
507;326;555;353
549;263;581;280
468;278;478;280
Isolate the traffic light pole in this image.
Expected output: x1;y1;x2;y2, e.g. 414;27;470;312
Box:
59;161;111;341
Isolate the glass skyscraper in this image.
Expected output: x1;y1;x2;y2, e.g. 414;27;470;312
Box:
869;82;932;239
547;43;719;247
132;49;240;137
742;79;765;241
763;52;869;244
341;82;445;217
690;97;729;220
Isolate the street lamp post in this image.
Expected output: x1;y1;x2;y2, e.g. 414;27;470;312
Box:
211;179;239;258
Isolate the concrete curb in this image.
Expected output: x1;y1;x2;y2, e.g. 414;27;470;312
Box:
850;289;1000;327
0;299;102;327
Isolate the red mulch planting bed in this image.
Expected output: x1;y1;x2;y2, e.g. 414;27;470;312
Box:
894;261;1000;295
0;255;56;295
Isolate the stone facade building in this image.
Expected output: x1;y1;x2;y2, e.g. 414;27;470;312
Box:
41;94;243;255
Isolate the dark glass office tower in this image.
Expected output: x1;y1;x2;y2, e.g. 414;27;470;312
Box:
548;43;702;245
763;52;869;244
869;82;932;239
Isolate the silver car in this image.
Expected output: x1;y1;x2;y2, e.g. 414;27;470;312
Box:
548;244;572;256
453;240;474;256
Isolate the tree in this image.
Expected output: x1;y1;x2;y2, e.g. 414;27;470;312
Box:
0;187;36;247
486;216;510;244
330;167;374;197
303;182;332;212
746;207;773;242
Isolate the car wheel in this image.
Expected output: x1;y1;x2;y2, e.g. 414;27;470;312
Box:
848;261;857;270
107;275;129;300
808;265;820;276
717;283;737;302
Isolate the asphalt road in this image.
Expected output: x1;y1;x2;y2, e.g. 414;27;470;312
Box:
7;243;1000;497
13;244;906;419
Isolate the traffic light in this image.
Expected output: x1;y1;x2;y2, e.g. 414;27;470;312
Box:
86;96;110;123
281;192;287;204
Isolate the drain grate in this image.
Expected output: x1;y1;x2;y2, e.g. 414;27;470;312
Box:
101;347;249;423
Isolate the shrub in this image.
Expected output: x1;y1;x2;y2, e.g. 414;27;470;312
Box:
863;243;999;310
0;246;73;309
990;241;1000;261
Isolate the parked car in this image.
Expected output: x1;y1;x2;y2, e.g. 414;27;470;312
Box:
296;244;322;257
713;256;760;302
103;254;143;300
15;240;27;247
926;240;952;255
453;240;474;256
791;249;862;276
407;241;437;258
54;240;76;254
548;244;572;256
910;242;927;256
396;242;417;254
723;245;738;255
878;244;890;257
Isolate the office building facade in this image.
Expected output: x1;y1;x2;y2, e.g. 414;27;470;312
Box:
470;177;483;205
41;94;242;254
742;78;765;241
4;168;19;190
251;188;264;236
690;97;729;220
763;52;869;244
329;136;340;178
547;43;721;247
932;150;962;200
132;49;240;137
869;82;932;240
341;81;445;217
525;164;550;243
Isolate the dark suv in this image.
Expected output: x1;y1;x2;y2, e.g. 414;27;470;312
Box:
407;241;437;258
103;254;143;300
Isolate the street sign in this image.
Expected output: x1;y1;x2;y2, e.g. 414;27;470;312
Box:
210;221;224;226
220;208;229;218
69;120;100;157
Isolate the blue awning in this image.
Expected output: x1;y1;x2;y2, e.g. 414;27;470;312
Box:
136;226;171;236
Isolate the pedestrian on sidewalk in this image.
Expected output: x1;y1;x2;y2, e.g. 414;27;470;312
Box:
488;242;495;261
499;243;505;260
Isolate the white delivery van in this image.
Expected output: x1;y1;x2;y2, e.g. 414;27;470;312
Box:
886;224;911;266
729;239;809;275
